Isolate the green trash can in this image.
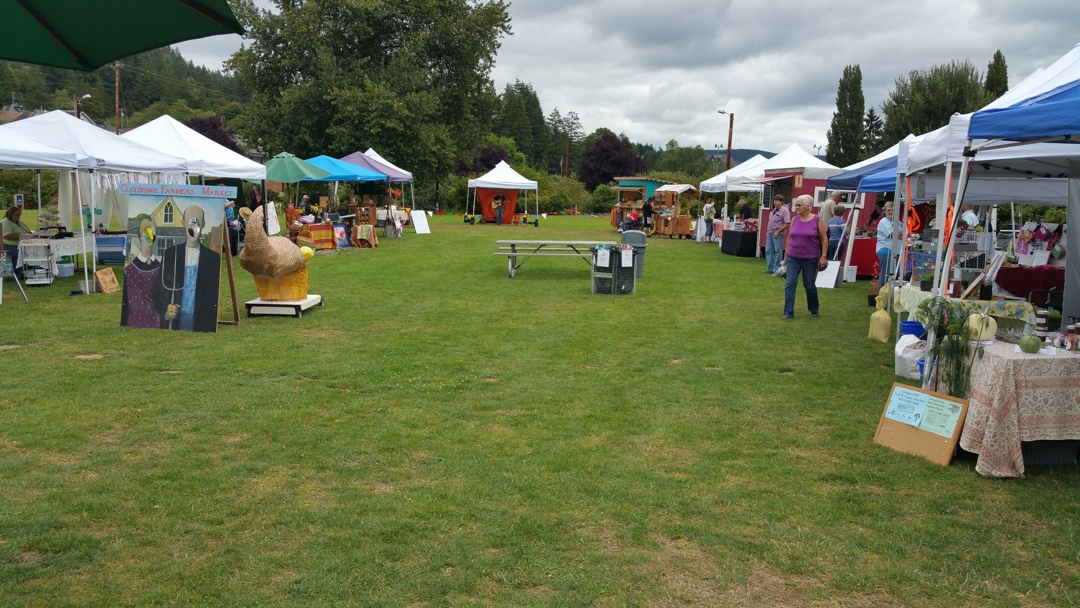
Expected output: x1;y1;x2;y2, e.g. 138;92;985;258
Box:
620;230;647;278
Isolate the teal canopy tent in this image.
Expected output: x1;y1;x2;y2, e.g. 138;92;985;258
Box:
264;152;331;184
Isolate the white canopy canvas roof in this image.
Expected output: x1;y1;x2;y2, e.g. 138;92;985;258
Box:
122;115;265;179
728;144;840;184
699;154;769;192
0;129;81;169
0;110;188;173
365;148;413;181
467;161;538;190
654;184;698;195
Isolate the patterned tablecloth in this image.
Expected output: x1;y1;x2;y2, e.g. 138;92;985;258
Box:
895;283;1037;325
959;341;1080;477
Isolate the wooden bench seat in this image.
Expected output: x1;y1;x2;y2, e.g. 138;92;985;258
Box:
493;252;590;258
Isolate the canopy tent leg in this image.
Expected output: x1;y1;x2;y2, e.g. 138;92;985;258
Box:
75;170;90;293
933;153;975;298
89;170;98;278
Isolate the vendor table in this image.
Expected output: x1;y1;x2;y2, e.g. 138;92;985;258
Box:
495;239;616;278
993;265;1066;300
960;341;1080;477
895;283;1037;325
849;237;878;278
720;230;757;257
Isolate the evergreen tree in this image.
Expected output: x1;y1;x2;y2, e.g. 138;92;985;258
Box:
985;50;1008;98
861;107;885;157
826;65;865;167
517;82;548;168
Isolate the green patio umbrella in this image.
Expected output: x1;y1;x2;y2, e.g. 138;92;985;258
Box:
0;0;244;71
264;152;332;183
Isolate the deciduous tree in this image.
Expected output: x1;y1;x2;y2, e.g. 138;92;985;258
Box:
578;131;644;191
227;0;510;182
881;60;992;145
657;140;710;177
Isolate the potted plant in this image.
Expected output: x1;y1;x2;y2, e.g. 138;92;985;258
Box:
920;270;935;292
916;296;985;398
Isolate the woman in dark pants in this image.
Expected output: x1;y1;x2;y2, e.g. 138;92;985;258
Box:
781;194;828;319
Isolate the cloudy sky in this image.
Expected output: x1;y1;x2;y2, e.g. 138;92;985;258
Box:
174;0;1080;156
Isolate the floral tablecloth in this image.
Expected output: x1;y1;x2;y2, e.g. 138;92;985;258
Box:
895;283;1037;325
959;341;1080;477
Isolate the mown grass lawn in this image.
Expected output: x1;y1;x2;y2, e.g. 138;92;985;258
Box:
2;214;1077;607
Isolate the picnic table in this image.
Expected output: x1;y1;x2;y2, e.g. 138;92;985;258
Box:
495;239;617;278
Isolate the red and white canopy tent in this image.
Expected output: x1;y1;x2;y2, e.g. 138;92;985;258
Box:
467;161;539;225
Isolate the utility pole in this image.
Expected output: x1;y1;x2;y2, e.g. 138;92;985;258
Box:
113;62;123;134
564;133;570;178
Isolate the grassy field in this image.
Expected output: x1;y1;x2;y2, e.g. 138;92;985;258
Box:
2;214;1077;607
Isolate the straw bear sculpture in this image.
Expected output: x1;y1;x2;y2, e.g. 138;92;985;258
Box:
238;205;307;278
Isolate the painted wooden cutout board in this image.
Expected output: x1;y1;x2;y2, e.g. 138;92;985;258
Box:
874;383;969;466
117;183;234;333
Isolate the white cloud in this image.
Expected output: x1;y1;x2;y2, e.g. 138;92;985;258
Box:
174;0;1080;156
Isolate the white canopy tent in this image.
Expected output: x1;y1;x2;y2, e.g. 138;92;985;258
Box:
0;131;82;219
727;143;841;185
881;44;1080;323
0;110;188;287
699;154;769;193
123;115;266;179
0;130;81;171
467;161;539;223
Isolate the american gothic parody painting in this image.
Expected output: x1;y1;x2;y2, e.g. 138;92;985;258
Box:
119;184;234;333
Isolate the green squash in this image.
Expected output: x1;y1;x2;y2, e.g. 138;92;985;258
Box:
1019;333;1043;354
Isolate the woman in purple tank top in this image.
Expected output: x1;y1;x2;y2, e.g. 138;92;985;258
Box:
781;194;828;319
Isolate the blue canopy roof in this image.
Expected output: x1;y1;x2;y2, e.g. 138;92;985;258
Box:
969;81;1080;141
825;156;897;190
856;167;898;193
302;155;387;181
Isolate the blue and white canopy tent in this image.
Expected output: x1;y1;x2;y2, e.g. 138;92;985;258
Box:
300;155;387;216
940;42;1080;322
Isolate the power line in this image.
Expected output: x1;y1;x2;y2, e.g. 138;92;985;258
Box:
123;65;250;103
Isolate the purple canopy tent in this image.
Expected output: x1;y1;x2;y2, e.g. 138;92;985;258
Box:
339;149;416;210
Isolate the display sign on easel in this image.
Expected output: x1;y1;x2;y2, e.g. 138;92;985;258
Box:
0;250;13;278
815;261;842;289
410;209;431;234
874;383;968;466
95;268;120;293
